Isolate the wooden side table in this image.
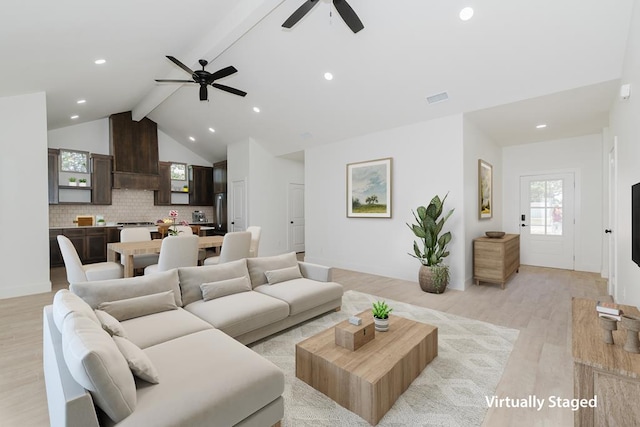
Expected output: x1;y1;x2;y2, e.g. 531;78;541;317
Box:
572;298;640;426
473;234;520;289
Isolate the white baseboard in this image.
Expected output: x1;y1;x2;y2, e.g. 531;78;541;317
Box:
0;281;51;299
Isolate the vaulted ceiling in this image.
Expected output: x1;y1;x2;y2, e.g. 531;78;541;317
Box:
1;0;634;162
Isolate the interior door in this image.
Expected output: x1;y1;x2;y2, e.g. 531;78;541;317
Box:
519;173;575;269
230;179;246;232
288;183;305;253
608;141;618;298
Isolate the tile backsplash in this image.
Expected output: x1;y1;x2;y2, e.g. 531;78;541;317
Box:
49;189;214;227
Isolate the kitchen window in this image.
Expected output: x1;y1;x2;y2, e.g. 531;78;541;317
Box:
170;163;187;181
60;149;89;173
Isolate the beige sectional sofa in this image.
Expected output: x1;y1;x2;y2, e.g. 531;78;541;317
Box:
43;252;344;427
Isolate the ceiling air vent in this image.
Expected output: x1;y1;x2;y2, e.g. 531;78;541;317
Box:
426;92;449;104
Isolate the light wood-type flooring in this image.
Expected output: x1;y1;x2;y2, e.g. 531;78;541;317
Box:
0;264;607;427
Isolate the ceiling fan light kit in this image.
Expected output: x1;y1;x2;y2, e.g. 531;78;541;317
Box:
283;0;364;33
155;56;247;102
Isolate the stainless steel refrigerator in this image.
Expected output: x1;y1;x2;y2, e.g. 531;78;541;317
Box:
214;193;227;232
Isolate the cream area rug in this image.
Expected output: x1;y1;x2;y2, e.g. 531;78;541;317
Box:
249;290;519;427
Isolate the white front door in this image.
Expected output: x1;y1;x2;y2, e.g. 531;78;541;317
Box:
230;179;247;232
288;183;305;253
519;173;575;269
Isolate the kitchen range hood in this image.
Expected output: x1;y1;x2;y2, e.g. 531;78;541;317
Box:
109;111;160;190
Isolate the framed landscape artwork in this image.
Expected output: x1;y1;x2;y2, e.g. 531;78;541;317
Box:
347;157;392;218
479;159;493;219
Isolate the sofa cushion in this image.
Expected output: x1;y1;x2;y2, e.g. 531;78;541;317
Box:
71;269;183;308
247;252;298;288
254;278;345;316
97;291;178;321
120;308;213;349
265;265;303;285
184;292;289;338
113;336;160;384
200;276;252;301
61;313;136;423
52;289;100;332
95;309;128;338
178;259;249;306
107;329;284;427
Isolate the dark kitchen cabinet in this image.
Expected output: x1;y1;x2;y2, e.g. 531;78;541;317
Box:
48;149;59;204
49;229;63;267
213;161;227;194
189;165;213;206
154;161;172;206
91;154;113;205
50;227;119;267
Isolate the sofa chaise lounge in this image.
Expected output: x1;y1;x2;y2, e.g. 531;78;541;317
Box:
43;252;344;427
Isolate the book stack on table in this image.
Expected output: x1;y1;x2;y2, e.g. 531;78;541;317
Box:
596;300;623;321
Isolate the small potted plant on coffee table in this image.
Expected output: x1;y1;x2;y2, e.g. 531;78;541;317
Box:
372;301;393;332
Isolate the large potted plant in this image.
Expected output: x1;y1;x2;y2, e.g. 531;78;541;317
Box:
407;193;454;294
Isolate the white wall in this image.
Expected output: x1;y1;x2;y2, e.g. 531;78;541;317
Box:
0;92;51;298
609;0;640;305
463;118;503;288
48;118;211;166
227;138;305;257
502;134;603;273
305;115;466;290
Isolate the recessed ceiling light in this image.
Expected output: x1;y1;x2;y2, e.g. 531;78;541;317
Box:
208;127;215;133
70;115;79;119
189;136;196;142
536;124;547;129
94;59;106;65
253;107;261;113
459;7;474;21
77;99;86;104
324;72;334;81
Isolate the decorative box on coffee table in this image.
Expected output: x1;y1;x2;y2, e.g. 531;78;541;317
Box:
296;311;438;425
334;315;375;351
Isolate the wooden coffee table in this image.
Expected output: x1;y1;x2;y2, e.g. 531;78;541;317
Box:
295;311;438;425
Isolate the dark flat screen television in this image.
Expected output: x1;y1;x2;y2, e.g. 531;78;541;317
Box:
633;182;640;267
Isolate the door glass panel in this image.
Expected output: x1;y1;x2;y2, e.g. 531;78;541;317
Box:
529;180;563;236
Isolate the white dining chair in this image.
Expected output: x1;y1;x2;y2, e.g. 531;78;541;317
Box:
246;226;262;258
203;231;251;265
57;235;123;284
144;235;199;275
120;228;159;271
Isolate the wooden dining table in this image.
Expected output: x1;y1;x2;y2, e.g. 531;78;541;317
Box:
107;235;224;278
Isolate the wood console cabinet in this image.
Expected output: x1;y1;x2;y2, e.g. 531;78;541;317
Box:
473;234;520;289
572;298;640;426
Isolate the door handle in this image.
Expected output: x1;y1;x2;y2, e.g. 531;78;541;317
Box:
290;221;294;224
605;229;612;234
521;224;528;227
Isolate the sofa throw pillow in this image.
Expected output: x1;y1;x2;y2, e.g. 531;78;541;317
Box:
246;252;299;288
265;265;303;285
52;289;101;332
95;309;128;338
112;336;160;384
178;259;250;306
61;313;136;423
97;290;178;321
70;269;183;309
200;276;252;301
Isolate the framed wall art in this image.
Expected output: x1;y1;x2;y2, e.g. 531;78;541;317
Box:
479;159;493;219
347;157;392;218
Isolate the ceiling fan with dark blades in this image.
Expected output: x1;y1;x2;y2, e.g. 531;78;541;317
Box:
282;0;364;33
155;56;247;101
